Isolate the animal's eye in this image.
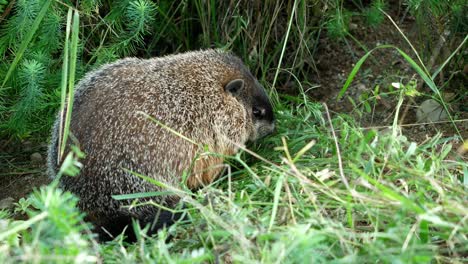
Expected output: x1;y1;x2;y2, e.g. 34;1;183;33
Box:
253;106;265;118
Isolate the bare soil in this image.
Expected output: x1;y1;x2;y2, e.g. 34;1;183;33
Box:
0;140;50;204
310;7;467;145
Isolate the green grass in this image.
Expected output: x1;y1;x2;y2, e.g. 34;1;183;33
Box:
1;96;466;262
1;1;467;263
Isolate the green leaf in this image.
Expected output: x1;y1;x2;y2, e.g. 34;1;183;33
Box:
268;174;284;232
337;45;392;100
60;10;80;158
112;191;175;200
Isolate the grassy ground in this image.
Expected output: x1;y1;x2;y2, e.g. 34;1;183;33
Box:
0;1;467;263
1;94;466;263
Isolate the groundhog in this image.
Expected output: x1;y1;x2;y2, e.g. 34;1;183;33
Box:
47;49;275;241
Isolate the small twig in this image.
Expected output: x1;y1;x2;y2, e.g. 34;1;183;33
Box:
381;9;429;76
283;180;297;224
402;218;420;252
398;93;418;126
271;0;298;100
415;30;451;93
428;30;450;72
322;103;350;190
0;0;16;23
398;98;409;126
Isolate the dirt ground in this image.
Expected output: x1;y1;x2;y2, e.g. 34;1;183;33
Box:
309;7;467;144
0;140;50;208
1;7;466;209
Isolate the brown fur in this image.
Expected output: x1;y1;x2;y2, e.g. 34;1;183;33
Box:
47;49;275;240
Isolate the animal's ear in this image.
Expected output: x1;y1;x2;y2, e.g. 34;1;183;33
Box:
224;79;244;95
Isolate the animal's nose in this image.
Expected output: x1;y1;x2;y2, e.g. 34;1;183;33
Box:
269;122;276;135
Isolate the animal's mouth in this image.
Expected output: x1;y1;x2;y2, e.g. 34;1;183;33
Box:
251;121;276;141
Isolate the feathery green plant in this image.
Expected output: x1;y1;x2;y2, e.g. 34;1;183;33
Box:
0;187;97;263
363;0;386;27
0;0;161;139
111;0;157;56
325;4;351;40
4;59;46;137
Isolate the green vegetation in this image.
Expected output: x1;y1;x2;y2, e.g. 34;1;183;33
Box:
0;0;466;263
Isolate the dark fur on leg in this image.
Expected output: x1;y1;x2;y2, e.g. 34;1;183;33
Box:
93;206;185;243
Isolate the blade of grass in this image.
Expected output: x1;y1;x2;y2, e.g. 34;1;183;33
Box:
57;8;73;163
122;168;172;190
60;10;80;157
137;111;200;146
271;0;298;106
338;44;392;100
431;34;468;79
112;191;175;200
380;8;429;76
0;212;48;241
292;139;316;163
1;0;52;89
392;89;405;137
268;174;284;232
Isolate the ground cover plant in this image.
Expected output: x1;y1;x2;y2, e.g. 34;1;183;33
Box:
0;0;466;263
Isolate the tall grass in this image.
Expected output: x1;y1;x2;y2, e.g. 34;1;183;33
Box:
59;9;80;160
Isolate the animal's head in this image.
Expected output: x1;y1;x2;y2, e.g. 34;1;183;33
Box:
224;74;275;142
